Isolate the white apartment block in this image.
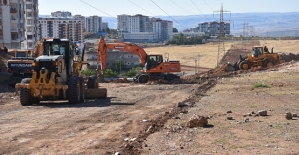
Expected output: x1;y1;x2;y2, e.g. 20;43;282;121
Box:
198;21;230;36
21;0;39;50
85;15;102;33
38;12;84;42
118;14;173;42
0;0;26;49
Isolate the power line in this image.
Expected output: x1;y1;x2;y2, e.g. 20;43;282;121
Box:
169;0;195;15
190;0;210;21
127;0;155;17
150;0;186;29
203;0;214;11
79;0;116;18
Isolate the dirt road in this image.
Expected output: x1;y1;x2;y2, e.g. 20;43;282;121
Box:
0;83;199;154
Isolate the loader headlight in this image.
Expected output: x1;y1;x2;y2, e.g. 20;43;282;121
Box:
32;62;38;67
53;61;59;66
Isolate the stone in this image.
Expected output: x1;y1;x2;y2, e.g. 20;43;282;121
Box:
114;152;120;155
285;112;292;120
244;118;249;122
227;110;232;113
186;115;208;128
177;102;190;107
292;113;298;117
258;110;267;116
227;116;233;120
247;113;252;116
243;114;247;117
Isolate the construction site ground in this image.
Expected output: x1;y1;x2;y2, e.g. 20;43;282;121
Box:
1;40;299;155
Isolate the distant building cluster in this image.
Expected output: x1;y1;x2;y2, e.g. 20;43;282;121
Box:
189;21;230;36
38;11;85;43
117;14;173;42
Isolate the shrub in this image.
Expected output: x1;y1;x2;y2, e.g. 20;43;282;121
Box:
81;69;96;76
253;83;271;88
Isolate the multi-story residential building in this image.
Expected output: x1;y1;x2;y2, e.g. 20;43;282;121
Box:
51;11;71;18
85;15;102;33
118;14;173;42
101;22;108;31
22;0;39;50
0;0;26;49
38;12;84;42
198;21;230;36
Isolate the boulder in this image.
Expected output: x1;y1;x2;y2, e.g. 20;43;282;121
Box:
186;115;208;128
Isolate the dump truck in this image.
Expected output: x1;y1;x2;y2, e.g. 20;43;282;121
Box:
228;46;285;71
15;38;107;106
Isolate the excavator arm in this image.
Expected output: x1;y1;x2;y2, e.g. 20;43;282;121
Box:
97;37;148;71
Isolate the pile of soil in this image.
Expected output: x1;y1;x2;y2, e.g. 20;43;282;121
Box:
280;53;299;62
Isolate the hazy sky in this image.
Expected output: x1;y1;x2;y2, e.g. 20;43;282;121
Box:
39;0;299;17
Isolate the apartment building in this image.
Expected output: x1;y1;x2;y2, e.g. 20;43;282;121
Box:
101;22;108;31
21;0;38;50
0;0;26;49
38;11;84;42
85;15;102;33
51;11;71;18
198;21;230;36
117;14;173;42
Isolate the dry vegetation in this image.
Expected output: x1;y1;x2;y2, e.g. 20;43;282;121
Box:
259;40;299;53
145;42;234;69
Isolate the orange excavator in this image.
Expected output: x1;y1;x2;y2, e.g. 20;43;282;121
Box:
97;38;181;83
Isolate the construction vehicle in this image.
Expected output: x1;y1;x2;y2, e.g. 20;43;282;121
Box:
7;41;43;77
15;38;107;106
228;46;285;71
98;38;181;83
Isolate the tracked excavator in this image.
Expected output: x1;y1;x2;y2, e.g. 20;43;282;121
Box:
97;38;181;83
15;38;107;106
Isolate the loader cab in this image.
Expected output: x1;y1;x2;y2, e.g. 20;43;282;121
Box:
37;38;76;80
252;47;263;58
146;55;163;70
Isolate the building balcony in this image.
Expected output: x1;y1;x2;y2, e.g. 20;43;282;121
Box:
27;31;33;35
26;9;33;12
11;28;18;32
11;19;18;23
27;16;33;19
10;9;17;13
27;38;35;42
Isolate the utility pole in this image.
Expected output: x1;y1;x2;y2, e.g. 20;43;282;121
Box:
214;4;231;67
241;22;249;50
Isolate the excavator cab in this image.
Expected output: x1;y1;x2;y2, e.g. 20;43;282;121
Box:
146;55;163;70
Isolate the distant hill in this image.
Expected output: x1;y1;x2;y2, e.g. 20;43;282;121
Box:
39;12;299;37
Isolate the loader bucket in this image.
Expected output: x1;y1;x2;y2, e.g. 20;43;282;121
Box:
226;63;236;72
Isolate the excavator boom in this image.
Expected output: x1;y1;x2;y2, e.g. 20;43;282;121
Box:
98;38;147;71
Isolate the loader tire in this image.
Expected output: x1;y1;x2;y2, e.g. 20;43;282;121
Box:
239;61;251;70
79;77;85;103
20;78;33;106
87;75;97;89
68;77;81;104
263;60;276;68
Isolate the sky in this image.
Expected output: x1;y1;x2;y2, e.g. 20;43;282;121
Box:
39;0;299;17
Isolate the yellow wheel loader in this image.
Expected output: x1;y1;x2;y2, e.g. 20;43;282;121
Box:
15;38;107;106
228;46;285;71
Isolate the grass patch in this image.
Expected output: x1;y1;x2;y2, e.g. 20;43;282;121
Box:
252;83;271;88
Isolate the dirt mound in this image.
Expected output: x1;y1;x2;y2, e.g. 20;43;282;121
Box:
109;78;132;83
280;53;299;62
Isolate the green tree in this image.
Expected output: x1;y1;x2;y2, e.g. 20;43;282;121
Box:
173;28;178;33
112;60;126;73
